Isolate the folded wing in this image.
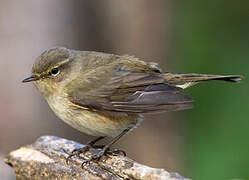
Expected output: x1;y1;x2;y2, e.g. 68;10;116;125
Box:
67;65;193;114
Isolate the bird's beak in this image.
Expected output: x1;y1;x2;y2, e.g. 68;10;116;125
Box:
22;74;40;83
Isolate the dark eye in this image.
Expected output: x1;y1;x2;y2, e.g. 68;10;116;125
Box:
51;67;59;76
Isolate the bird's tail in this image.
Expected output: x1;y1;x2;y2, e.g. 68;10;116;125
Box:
162;73;243;89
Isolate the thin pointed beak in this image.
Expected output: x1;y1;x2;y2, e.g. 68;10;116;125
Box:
22;74;40;83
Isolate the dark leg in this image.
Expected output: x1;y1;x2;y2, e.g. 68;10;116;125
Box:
101;129;129;153
81;128;130;166
85;136;106;147
65;136;105;164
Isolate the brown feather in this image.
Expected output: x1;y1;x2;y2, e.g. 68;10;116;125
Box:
163;73;243;84
67;62;193;114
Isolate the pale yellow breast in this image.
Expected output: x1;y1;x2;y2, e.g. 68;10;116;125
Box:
46;93;142;137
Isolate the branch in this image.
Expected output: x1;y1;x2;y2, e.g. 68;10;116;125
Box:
4;136;190;180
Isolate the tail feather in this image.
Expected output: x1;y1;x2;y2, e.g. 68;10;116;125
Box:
207;75;242;82
163;73;243;88
177;74;243;83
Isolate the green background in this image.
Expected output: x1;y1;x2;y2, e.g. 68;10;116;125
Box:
172;1;249;179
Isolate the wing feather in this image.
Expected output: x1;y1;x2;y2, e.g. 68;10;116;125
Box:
67;63;193;114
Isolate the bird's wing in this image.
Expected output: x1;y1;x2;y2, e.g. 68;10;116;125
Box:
67;62;193;114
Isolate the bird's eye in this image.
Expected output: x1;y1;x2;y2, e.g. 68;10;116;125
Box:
51;67;60;76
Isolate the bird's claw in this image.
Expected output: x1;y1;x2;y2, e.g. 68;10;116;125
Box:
64;145;126;167
80;149;106;167
80;148;126;167
64;145;90;164
107;148;126;156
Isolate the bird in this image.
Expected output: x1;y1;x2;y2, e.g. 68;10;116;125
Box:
22;47;243;163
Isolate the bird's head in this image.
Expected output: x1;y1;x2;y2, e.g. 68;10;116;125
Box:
22;47;80;97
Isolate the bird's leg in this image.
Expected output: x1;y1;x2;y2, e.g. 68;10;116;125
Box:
81;128;130;166
65;136;105;164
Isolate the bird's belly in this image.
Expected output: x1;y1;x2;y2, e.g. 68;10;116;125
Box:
47;96;142;137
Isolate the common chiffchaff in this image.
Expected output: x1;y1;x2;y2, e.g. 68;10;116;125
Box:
23;47;242;162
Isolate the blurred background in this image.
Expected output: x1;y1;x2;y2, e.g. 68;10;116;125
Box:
0;0;248;179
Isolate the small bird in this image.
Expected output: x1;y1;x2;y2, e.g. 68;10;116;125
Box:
23;47;242;163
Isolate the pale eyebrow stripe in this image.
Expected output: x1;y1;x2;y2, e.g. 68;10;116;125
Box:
43;59;71;76
47;59;71;72
56;58;71;67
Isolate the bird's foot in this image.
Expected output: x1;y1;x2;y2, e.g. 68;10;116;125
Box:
81;148;106;167
63;147;126;167
64;144;105;164
80;147;126;167
63;131;128;167
64;136;105;164
64;145;88;164
64;145;126;166
106;148;126;157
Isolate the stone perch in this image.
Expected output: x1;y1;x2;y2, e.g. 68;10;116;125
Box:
4;136;190;180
